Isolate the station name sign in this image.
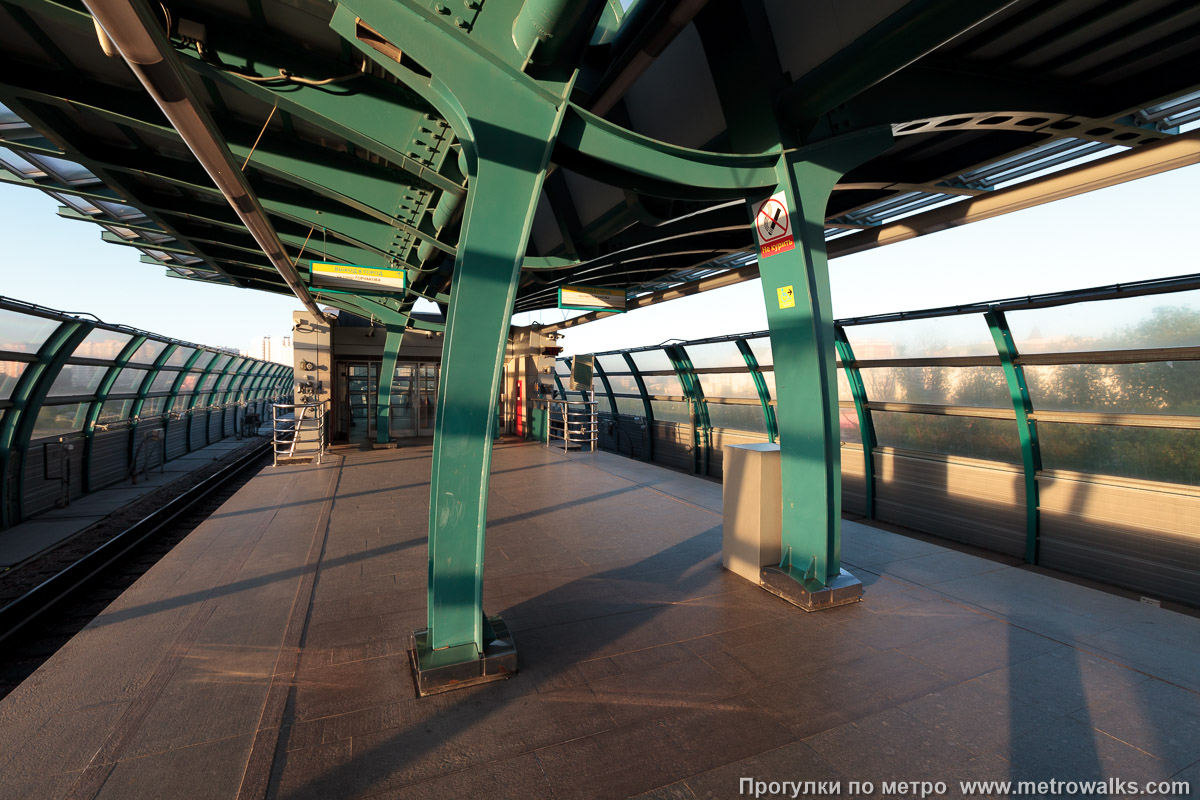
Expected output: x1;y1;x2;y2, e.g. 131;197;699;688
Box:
309;261;406;295
557;284;627;312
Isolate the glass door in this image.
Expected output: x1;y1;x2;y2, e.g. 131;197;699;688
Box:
417;363;438;435
390;364;417;437
346;362;377;443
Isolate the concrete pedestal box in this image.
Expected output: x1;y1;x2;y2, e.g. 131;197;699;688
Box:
722;443;782;583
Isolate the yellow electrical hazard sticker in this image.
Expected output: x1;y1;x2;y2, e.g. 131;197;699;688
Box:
777;285;795;309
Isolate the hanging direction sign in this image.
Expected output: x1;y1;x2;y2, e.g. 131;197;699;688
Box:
558;284;627;312
752;191;795;258
309;261;406;294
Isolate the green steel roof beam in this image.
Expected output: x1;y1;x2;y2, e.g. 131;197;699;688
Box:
777;0;1020;137
81;333;147;493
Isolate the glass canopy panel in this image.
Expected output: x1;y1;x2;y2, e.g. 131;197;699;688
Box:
98;399;133;423
683;341;743;369
614;397;645;416
32;402;89;439
0;146;44;177
199;374;218;391
872;411;1020;463
150;370;179;393
210;354;233;371
165;346;195;367
129;339;167;365
46;364;107;397
630;349;673;373
141;396;166;416
746;336;773;366
52;193;102;215
1039;422;1200;485
860;366;1010;407
651;400;690;423
0;310;59;353
1024;362;1200;415
707;403;765;433
0;361;28;399
110;368;150;394
843;315;997;359
1007;290;1200;353
29;154;97;185
697;370;759;399
177;373;201;392
596;355;628;374
74;328;133;360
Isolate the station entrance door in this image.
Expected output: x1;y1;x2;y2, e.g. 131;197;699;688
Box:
389;363;438;438
339;361;378;444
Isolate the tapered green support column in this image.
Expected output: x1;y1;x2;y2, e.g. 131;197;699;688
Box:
751;130;891;608
376;326;404;446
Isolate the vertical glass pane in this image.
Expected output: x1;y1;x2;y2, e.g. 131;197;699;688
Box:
1039;423;1200;485
696;370;759;399
150;370;178;392
32;402;90;438
1025;362;1200;415
604;375;641;394
74;329;133;360
706;403;765;433
839;408;861;444
193;351;218;369
615;397;646;416
98;398;132;423
0;310;59;353
683;341;743;369
140;396;166;416
129;338;167;365
631;349;674;372
1007;290;1200;353
641;373;682;396
859;366;1010;407
1;361;28;399
844;314;996;359
110;367;150;394
596;355;628;374
746;336;773;366
872;411;1020;462
165;346;195;367
651;400;690;423
47;364;107;397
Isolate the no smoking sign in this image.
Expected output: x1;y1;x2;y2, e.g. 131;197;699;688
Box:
753;191;795;258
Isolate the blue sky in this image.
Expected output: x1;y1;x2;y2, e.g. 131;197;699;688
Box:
1;161;1197;357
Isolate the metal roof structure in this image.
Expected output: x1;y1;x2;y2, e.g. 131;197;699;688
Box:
1;1;1199;326
4;0;1200;688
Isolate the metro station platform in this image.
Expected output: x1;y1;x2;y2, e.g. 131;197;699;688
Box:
1;441;1197;800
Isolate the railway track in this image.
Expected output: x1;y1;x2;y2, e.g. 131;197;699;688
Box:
0;440;271;700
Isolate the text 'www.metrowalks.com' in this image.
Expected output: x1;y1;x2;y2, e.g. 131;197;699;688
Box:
739;778;1193;798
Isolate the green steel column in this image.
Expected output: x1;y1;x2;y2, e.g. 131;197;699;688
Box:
593;359;618;417
622;352;654;462
753;129;891;589
82;334;146;493
736;337;777;443
985;309;1042;564
376;326;404;444
665;345;711;475
0;320;95;528
833;326;878;519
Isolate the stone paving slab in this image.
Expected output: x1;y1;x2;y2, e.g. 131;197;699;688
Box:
0;440;1197;800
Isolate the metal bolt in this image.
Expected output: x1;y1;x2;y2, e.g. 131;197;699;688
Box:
454;16;469;28
465;0;480;8
434;3;449;13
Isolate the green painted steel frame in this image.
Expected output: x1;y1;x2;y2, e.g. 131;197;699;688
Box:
82;333;147;493
185;354;231;452
735;337;777;443
833;326;877;519
664;345;711;476
128;343;181;466
622;351;655;462
985;308;1042;564
158;348;208;462
0;319;94;528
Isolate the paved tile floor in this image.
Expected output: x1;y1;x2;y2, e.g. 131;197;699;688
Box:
0;440;1197;800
